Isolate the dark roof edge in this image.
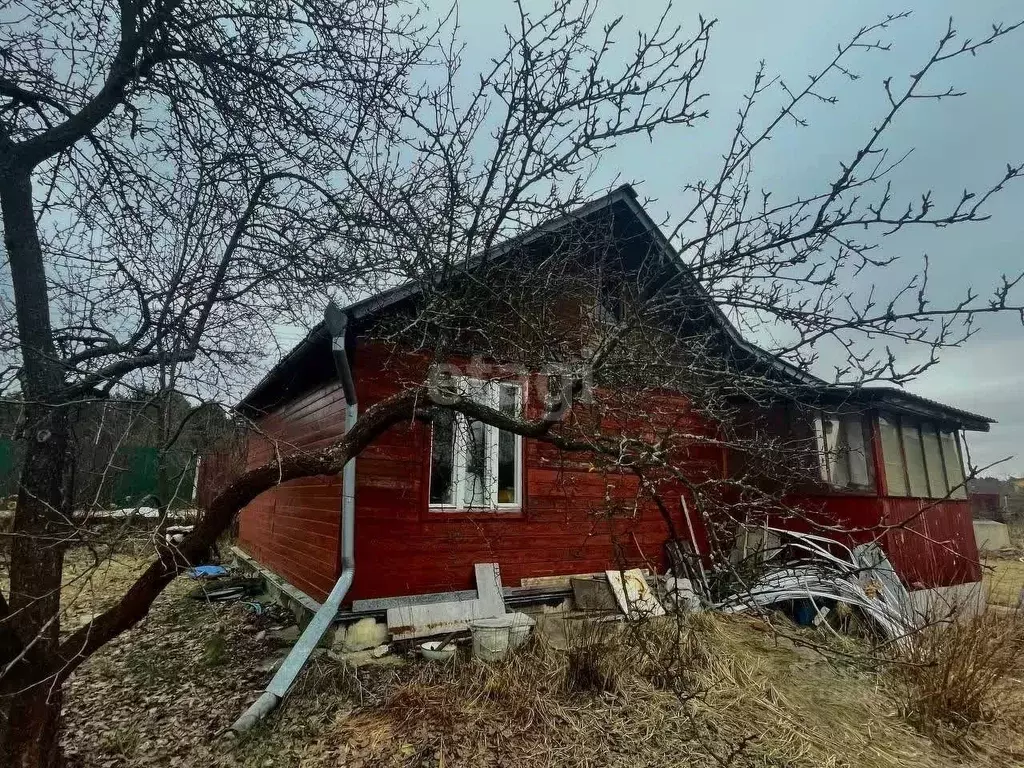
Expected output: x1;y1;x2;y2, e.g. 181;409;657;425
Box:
237;323;328;413
813;385;994;431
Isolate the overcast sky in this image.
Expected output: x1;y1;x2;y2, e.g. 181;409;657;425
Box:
438;0;1024;476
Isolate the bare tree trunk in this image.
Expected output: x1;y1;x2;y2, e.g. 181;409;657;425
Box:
155;388;172;529
1;170;71;768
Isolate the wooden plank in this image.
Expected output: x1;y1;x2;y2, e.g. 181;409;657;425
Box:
606;568;664;618
353;589;478;612
386;595;506;641
386;600;480;640
521;571;606;589
383;562;505;640
475;563;504;615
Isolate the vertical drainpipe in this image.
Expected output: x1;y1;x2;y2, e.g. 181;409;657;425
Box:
230;303;357;734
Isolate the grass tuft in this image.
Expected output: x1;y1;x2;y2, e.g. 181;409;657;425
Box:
887;606;1024;742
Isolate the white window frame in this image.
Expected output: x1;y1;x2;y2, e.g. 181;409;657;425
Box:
428;378;523;512
813;411;871;490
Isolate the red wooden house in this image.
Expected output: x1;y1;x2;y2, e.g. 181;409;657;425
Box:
227;186;989;607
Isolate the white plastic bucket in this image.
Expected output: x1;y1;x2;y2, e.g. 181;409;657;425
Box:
507;613;535;648
471;613;536;660
471;618;511;661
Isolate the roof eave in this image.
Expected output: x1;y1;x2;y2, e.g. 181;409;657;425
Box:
811;385;994;432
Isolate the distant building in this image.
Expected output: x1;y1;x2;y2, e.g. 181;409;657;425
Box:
968;477;1024;522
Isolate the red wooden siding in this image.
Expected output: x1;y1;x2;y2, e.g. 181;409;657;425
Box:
881;498;981;587
347;342;717;601
237;384;348;600
778;493;980;586
238;340;717;603
236;339;981;603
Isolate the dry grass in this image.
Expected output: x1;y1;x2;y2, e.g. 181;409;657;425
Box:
287;613;1014;768
53;543;1024;768
59;545;155;632
984;555;1024;608
887;607;1024;744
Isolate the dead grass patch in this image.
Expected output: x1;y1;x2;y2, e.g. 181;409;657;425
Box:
887;606;1024;747
57;550;1024;768
984;555;1024;608
292;613;987;768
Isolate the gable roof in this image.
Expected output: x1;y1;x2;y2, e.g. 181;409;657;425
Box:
239;185;994;432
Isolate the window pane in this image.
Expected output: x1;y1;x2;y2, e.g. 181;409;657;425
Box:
902;423;929;497
879;414;908;496
431;378;522;511
497;386;518;504
940;430;967;499
429;411;455;505
844;416;870;487
463;417;488;508
813;415;828;482
816;415;841;484
921;424;947;498
831;418;851;487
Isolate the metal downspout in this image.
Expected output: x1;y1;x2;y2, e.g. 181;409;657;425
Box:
230;304;358;734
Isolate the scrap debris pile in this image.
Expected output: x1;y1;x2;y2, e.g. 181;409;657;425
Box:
215;529;926;734
213;526;922;683
711;528;919;645
555;526;920;646
324;527;920;668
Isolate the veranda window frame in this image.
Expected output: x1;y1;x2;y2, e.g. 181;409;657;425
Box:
813;411;872;490
876;411;968;500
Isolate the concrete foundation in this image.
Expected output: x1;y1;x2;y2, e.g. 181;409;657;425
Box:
231;546;321;626
909;580;987;622
973;519;1012;551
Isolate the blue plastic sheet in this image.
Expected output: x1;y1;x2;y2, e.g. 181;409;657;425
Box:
188;565;228;579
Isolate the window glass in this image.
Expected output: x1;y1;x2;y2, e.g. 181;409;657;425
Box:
463;417;488;508
901;423;929;497
816;415;843;484
497;385;518;504
428;378;522;510
815;413;871;489
845;417;870;487
429;410;456;505
940;430;967;499
878;414;908;496
921;424;947;498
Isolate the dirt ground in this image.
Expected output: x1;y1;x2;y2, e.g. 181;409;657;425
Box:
58;547;1024;768
61;554;289;767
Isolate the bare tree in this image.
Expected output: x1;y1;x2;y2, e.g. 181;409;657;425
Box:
0;0;421;762
0;0;714;763
1;1;1022;765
